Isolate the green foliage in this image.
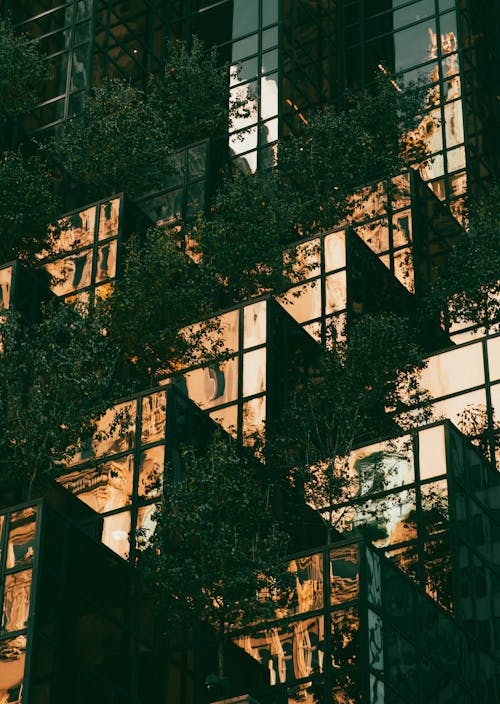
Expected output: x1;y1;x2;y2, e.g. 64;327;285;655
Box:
0;150;60;263
148;36;232;147
47;79;172;198
272;313;430;536
141;431;290;677
103;226;220;381
0;17;48;118
0;302;123;495
191;171;303;303
429;184;500;333
278;73;429;234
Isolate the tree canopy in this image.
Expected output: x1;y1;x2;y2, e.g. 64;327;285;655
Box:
0;302;123;498
0;150;61;263
141;431;291;679
0;17;48;119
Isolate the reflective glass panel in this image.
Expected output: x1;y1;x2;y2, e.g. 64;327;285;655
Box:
244;300;267;348
46;249;93;296
93;401;136;458
210;404;238;437
243;348;267;397
286;553;323;616
325;271;347;314
418;424;447;480
280;282;321;324
71;456;134;512
95;240;117;282
488;337;500;382
55;205;96;253
0;266;12;311
331;607;359;668
261;73;278;120
7;509;37;569
324;230;347;271
185;357;239;410
2;570;32;634
138;446;164;499
232;0;259;39
141;391;167;445
330;544;359;605
102;511;130;559
368;608;384;673
136;504;157;551
0;636;26;702
421;343;484;398
242;396;266;440
98;198;120;240
395;20;437;72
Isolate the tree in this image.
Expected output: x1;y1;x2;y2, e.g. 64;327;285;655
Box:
0;302;124;498
272;313;430;544
278;72;429;236
141;431;291;682
102;226;222;383
0;17;48;119
191;170;308;303
428;183;500;334
46;79;172;198
0;150;61;263
148;36;234;147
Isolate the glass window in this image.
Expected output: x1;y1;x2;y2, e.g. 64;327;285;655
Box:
56;205;96;253
244;300;267;348
242;395;266;440
421;343;485;399
280;282;321;325
7;509;37;569
232;0;259;39
79;455;134;512
243;349;267;397
287;553;323;616
2;570;32;633
184;357;239;410
95;240;117;282
0;636;26;700
46;249;93;296
141;391;167;444
210;404;238;437
232;34;259;61
0;266;12;311
102;511;130;559
395;19;437;72
330;544;359;605
260;73;278;120
431;388;487;427
325;271;347;314
418;424;447;480
331;607;359;669
263;1;278;26
136;504;157;551
138;446;164;499
262;26;278;50
98;198;120;240
324;231;347;272
394;0;435;29
93;401;136;458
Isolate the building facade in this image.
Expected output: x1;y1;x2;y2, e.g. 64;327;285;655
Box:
0;1;499;702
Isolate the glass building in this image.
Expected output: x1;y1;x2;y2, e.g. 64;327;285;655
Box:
0;1;499;702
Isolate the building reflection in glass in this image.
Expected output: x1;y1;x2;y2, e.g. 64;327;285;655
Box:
0;266;13;311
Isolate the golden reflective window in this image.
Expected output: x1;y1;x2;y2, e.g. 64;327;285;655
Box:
45;249;93;296
324;230;346;272
279;281;321;324
243;348;266;397
0;636;26;702
421;343;484;399
141;391;167;444
244;300;267;348
185;357;239;410
325;272;347;315
2;570;32;634
138;446;164;499
209;404;238;438
7;509;37;570
418;425;447;480
95;240;117;283
98;198;120;240
0;267;12;311
102;511;130;560
55;205;96;254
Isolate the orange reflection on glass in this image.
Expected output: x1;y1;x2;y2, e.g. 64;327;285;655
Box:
102;511;130;559
139;446;164;499
286;553;323;616
0;637;26;703
7;509;37;569
141;391;167;444
2;570;32;633
0;266;12;311
98;198;120;240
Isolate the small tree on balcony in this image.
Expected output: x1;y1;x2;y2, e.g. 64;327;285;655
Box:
47;79;172;198
142;431;291;683
103;226;222;383
278;72;429;236
149;36;236;147
0;150;60;263
0;17;48;119
272;313;430;545
0;302;123;498
428;183;500;335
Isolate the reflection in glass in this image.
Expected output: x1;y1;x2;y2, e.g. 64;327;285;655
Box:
2;570;32;633
280;281;321;324
418;425;447;479
55;205;96;253
324;231;346;272
63;456;133;513
243;348;266;397
325;271;347;314
330;544;359;605
244;300;267;348
0;266;12;311
141;391;167;444
7;509;37;569
286;553;323;616
210;404;238;437
368;609;384;674
366;547;382;609
0;637;26;703
185;357;238;410
102;511;130;559
95;241;117;283
93;401;136;458
242;396;266;441
139;446;164;499
98;198;120;240
331;608;359;669
46;249;93;296
234;617;324;684
136;504;157;551
421;343;484;399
